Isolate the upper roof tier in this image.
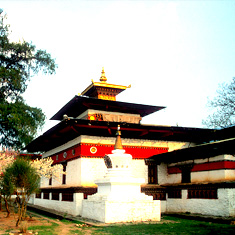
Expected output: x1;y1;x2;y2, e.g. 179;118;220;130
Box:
51;68;165;121
81;67;130;101
50;96;165;121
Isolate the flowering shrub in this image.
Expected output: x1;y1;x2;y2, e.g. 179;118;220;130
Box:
31;157;64;180
0;148;17;174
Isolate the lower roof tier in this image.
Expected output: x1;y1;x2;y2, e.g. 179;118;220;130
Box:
148;136;235;164
25;118;217;152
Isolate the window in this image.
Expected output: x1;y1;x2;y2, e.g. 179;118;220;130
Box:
181;166;191;183
62;163;67;185
35;193;41;199
49;176;52;185
43;192;49;200
52;192;59;200
148;165;158;184
62;192;73;201
63;152;67;158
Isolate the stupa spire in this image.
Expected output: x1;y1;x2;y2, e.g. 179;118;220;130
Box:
114;125;123;150
100;67;107;82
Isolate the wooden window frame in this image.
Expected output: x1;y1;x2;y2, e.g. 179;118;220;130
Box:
148;164;158;184
62;163;67;185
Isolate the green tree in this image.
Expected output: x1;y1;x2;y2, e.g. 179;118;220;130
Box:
0;12;57;149
0;148;16;215
203;77;235;128
2;157;40;226
0;167;15;217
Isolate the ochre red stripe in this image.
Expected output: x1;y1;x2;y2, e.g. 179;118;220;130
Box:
168;161;235;174
50;143;168;164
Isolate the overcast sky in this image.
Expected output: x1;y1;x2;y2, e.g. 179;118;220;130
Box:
1;0;235;134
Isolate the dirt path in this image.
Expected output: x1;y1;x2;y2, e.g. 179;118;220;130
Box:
0;211;93;235
28;211;93;235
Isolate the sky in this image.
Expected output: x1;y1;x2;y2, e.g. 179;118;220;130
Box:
1;0;235;135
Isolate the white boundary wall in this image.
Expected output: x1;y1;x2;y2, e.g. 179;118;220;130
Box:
28;187;235;217
164;188;235;217
29;192;84;216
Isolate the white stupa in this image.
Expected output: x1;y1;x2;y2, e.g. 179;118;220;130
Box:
82;126;161;223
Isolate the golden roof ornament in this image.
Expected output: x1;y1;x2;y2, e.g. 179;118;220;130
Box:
100;67;107;82
80;67;130;100
114;125;123;150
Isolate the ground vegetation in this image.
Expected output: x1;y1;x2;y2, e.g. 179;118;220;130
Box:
2;158;40;226
0;151;64;227
0;211;235;235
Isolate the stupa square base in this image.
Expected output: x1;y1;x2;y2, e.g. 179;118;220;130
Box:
82;199;160;223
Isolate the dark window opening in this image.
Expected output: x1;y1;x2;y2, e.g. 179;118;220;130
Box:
62;163;67;185
49;176;52;185
62;192;73;201
148;165;158;184
43;192;50;200
52;192;59;200
181;167;191;183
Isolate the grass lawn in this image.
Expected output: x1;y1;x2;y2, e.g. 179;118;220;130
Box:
28;215;235;235
27;221;59;235
91;216;235;235
1;211;235;234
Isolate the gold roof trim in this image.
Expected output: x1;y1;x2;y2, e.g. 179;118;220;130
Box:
92;82;128;90
80;67;131;97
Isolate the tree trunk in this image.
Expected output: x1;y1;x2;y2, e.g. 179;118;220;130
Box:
15;195;22;227
16;201;24;227
0;195;2;211
16;193;28;227
4;197;10;217
22;203;27;220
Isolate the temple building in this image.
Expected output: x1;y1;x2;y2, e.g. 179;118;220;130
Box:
27;68;235;218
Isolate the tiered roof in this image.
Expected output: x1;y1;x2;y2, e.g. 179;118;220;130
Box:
26;68;215;153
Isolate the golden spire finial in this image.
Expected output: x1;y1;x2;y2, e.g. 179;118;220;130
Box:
100;67;107;82
114;125;123;150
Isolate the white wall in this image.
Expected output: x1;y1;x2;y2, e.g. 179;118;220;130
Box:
31;192;84;216
165;188;235;217
66;158;82;186
131;159;148;182
80;158;107;186
158;163;168;185
191;170;226;183
228;188;235;216
225;169;235;181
